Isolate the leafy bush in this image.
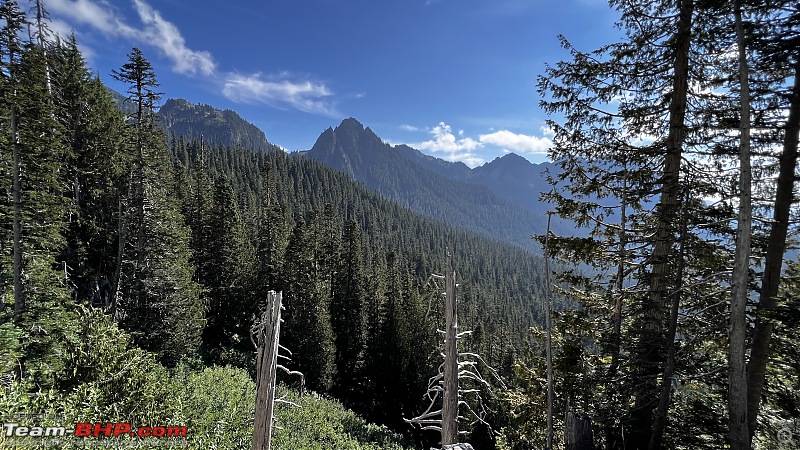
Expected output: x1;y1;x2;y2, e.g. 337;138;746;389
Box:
1;307;412;449
272;386;412;450
169;365;256;449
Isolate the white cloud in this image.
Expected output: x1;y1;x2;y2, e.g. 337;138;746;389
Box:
415;122;484;167
458;155;485;168
223;73;338;117
48;0;340;116
48;0;215;77
48;0;137;36
400;124;420;132
132;0;216;76
478;130;551;154
418;122;481;152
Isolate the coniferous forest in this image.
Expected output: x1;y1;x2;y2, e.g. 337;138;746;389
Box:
2;0;800;450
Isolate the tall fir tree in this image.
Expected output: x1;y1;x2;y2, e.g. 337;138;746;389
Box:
54;35;128;307
536;0;741;448
255;164;290;304
745;1;800;442
110;48;204;366
330;219;367;404
201;174;257;362
281;215;336;392
1;5;81;386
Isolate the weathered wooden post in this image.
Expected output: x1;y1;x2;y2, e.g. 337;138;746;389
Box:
442;253;459;445
406;252;504;449
252;291;282;450
565;410;595;450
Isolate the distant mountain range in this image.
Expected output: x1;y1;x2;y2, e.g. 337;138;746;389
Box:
301;118;564;248
109;93;272;152
112;96;566;249
158;99;272;152
391;138;553;213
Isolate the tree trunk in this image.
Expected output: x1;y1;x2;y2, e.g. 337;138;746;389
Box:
441;253;459;446
746;62;800;442
110;199;122;315
631;1;693;447
253;291;283;450
608;175;627;377
12;104;23;322
729;1;752;447
565;410;595;450
649;189;689;450
544;214;555;449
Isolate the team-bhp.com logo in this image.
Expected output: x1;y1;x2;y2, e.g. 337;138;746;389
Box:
4;422;187;438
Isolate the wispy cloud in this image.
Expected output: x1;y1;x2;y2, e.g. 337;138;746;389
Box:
48;0;137;36
48;0;215;76
478;130;551;155
223;73;338;117
48;0;337;116
400;124;420;132
132;0;215;76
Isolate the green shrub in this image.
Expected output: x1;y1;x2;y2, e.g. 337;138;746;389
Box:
271;386;411;450
169;365;256;449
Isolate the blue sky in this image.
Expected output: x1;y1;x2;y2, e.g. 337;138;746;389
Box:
44;0;618;166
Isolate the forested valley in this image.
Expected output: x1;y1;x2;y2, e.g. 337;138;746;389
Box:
2;0;800;449
0;2;548;448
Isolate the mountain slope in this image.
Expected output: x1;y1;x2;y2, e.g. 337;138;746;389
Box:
393;144;472;179
468;153;553;212
303;118;551;249
159;98;272;151
393;143;554;214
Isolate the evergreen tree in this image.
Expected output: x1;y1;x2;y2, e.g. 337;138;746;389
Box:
281;216;336;391
362;243;388;416
745;1;800;442
111;48;203;366
183;139;214;287
331;219;366;404
255;164;290;300
536;0;739;447
0;0;26;331
0;6;82;386
54;35;128;307
201;174;257;362
0;0;26;325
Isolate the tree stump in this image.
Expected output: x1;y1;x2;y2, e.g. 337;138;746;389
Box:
565;410;594;450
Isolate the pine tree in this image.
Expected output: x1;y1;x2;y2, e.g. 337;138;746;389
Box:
745;2;800;442
281;216;336;391
201;174;257;361
110;48;203;366
0;1;26;332
330;219;366;403
0;5;82;385
110;47;161;314
362;244;388;416
255;164;290;302
537;1;739;447
0;0;26;325
54;35;128;307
